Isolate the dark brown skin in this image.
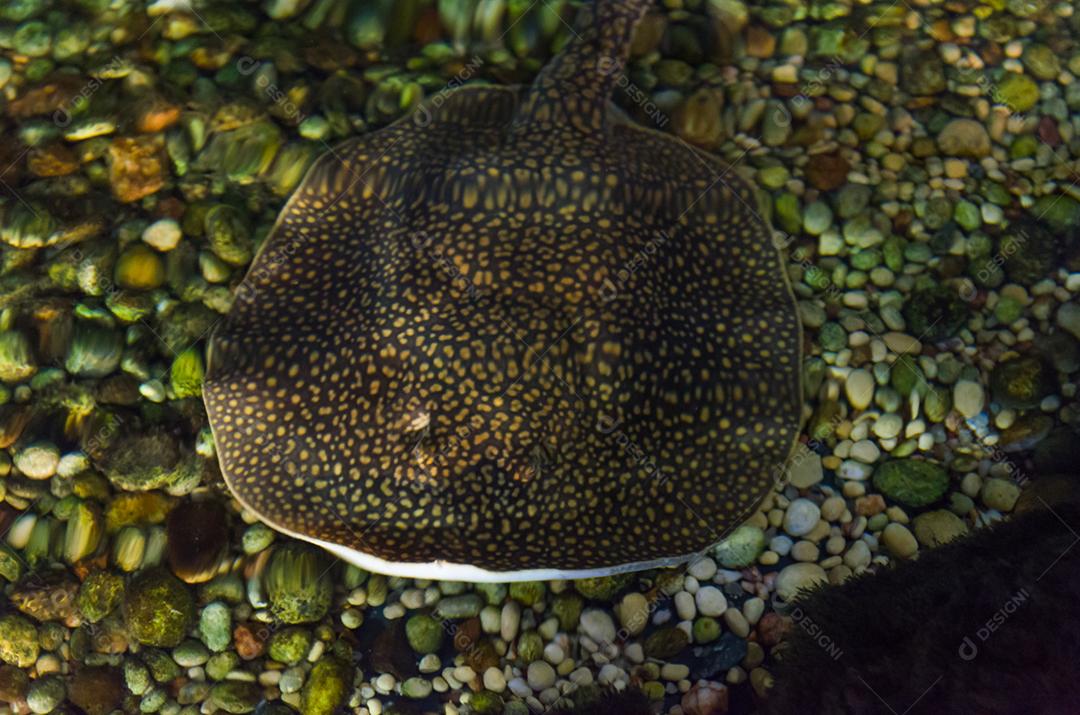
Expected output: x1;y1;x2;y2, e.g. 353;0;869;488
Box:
204;0;802;575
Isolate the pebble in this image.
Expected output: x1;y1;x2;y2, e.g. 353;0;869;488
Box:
883;332;922;354
843;540;872;570
616;593;650;636
788;451;824;488
661;663;690;681
1056;302;1080;341
838;459;873;481
742;598;765;625
953;380;985;419
849;441;881;463
675;591;696;621
687;557;718;581
980;478;1021;512
783;499;821;537
526;661;556;691
790;540;819;562
723;609;750;638
483;667;506;693
695;587;728;618
142;219;182;251
936;118;991;158
820;496;846;522
872;413;903;439
580;609;616;645
769;535;793;556
501;602;521;642
912;510;970;548
775;563;828;601
842;369;876;408
881;523;919;559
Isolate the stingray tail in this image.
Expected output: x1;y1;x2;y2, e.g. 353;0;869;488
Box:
511;0;652;135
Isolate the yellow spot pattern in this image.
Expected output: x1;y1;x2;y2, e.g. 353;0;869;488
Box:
204;0;801;572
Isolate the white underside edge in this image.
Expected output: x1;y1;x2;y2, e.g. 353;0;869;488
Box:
306;532;699;583
254;494;698;582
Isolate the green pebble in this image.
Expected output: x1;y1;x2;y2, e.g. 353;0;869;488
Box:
995;73;1039;113
890;355;925;398
170;347;205;399
401;676;433;699
1022;44;1059;80
265;543;332;624
644;626;689;659
268;626;314;664
141;647;182;683
12;20;51;57
509;581;545;607
0;545;23;582
994;295;1023;324
300;657;351;715
990;356;1055;409
0;615;38;667
198;601;232;653
173;638;210;667
405;614;444;655
850;248;881;271
774;191;802;234
834;184;872;219
573;573;635;601
954;200;980;231
433;594;483;619
124;659;151;695
467;690;504;714
551;593;585;632
760;165;790;190
1009;134;1039;159
123;569;194;648
26;675;65;714
0;330;37;383
139;686;167;711
692;617;721;644
241;523;275;554
803;200;833;235
516;631;543;664
200;573;246;604
713;525;766;568
204;652;239;681
818;321;847;352
923;386;952;423
473;582;507;605
210;681;261;714
65;321;122;378
873;459;950;508
204;205;253;267
902;285;969;342
298;115;331;141
1031;195;1080;233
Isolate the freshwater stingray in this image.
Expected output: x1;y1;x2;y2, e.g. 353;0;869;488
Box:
204;0;802;581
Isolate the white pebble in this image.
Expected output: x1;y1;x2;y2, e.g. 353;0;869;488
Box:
783;498;821;537
579;609;616;645
695;586;728;617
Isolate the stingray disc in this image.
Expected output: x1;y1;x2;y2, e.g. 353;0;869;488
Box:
204;0;803;581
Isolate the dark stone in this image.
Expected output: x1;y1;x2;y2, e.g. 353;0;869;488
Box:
990;356;1056;409
166;499;229;584
902;285;970;342
1001;217;1058;285
67;666;124;715
690;632;749;680
369;621;418;680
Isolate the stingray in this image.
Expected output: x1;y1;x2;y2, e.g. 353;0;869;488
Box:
204;0;802;581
